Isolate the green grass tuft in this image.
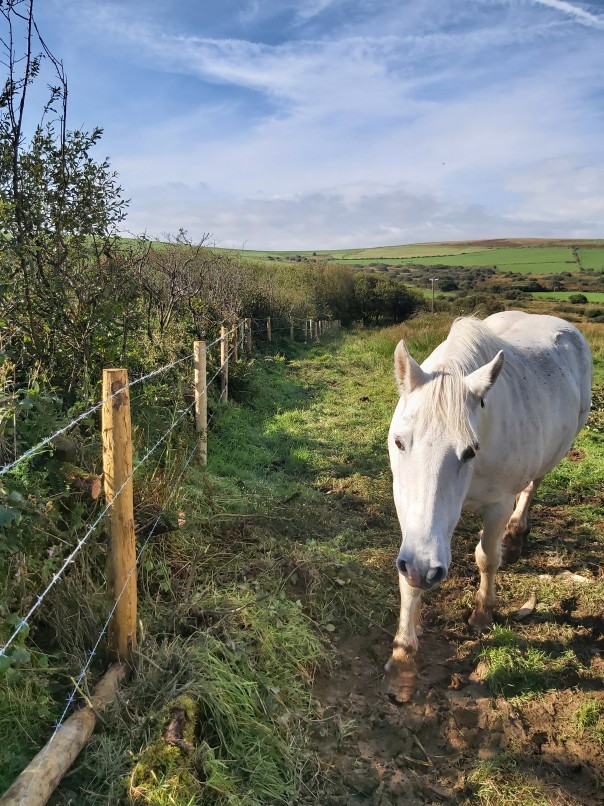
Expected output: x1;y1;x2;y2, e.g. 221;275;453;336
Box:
477;625;577;700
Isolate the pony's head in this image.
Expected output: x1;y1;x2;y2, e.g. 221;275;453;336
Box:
388;338;504;590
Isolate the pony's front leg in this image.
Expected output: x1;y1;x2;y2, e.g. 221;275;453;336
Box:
469;500;514;633
385;575;422;703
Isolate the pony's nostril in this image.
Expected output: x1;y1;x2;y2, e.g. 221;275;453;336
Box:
426;566;446;585
396;557;408;575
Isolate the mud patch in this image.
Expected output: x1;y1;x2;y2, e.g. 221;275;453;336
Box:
302;618;604;805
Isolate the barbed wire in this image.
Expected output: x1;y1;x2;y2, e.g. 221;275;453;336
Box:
0;334;241;659
48;433;203;744
0;328;236;477
0;399;197;658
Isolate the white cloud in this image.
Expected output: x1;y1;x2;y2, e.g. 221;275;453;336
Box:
51;0;604;247
122;178;601;249
528;0;604;29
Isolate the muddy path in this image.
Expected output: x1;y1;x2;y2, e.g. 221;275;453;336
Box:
307;605;604;805
288;330;604;805
309;628;604;806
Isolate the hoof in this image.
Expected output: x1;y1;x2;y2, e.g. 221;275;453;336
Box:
501;537;523;565
385;655;416;704
468;609;493;634
501;523;530;565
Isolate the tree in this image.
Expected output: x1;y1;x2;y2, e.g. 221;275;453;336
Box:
0;0;131;393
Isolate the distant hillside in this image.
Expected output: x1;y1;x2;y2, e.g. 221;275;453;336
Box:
232;238;604;275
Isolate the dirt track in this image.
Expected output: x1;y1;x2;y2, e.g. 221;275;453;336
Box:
308;609;604;805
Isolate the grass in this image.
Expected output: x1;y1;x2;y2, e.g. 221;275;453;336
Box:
532;291;604;302
17;330;399;805
476;625;577;701
217;239;604;275
467;753;554;806
574;700;604;746
3;307;604;804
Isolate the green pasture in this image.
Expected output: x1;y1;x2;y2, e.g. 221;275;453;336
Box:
579;248;604;271
224;240;604;275
532;291;604;302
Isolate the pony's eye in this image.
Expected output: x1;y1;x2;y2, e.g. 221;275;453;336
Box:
461;446;476;462
394;436;405;452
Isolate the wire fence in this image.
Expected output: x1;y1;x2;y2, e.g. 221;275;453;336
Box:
0;329;230;477
49;431;203;744
0;314;340;805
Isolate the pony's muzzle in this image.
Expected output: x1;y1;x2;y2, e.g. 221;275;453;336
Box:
396;557;447;589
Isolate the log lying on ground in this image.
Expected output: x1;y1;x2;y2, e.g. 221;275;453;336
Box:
0;662;128;806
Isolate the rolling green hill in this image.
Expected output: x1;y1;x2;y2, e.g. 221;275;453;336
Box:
229;238;604;275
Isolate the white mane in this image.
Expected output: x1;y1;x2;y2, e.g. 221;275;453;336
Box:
415;317;508;445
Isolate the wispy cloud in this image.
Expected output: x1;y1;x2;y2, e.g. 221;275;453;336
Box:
529;0;604;29
44;0;604;246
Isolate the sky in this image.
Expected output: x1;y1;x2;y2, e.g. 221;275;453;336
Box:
25;0;604;249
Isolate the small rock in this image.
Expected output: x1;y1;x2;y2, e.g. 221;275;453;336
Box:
557;571;593;584
514;593;537;620
469;660;489;682
448;672;465;690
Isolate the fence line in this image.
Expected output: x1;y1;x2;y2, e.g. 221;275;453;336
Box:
48;432;203;745
0;329;241;478
0;314;340;806
0;398;197;659
0;329;244;659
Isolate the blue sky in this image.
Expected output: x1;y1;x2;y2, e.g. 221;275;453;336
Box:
29;0;604;248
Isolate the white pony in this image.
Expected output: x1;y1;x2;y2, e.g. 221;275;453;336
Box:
385;311;592;703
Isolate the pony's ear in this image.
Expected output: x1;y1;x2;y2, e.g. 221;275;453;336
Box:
394;340;427;395
465;350;504;401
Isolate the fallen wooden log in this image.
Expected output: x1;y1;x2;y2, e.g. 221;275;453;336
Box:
0;662;128;806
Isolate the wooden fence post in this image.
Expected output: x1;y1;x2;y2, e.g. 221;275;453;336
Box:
194;341;207;466
245;317;252;355
290;317;294;340
232;323;238;363
102;369;137;665
267;316;272;342
221;324;229;401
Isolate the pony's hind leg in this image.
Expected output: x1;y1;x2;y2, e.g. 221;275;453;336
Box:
501;478;542;564
469;500;514;633
385;575;422;703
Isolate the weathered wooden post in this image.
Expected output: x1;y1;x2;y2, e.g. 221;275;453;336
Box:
245;317;252;355
232;323;238;363
239;321;244;354
290;317;294;340
314;320;319;341
102;369;137;665
267;316;272;342
309;319;314;342
221;324;229;401
194;340;207;466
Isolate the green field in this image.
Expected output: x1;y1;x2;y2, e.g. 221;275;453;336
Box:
532;291;604;302
227;239;604;275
